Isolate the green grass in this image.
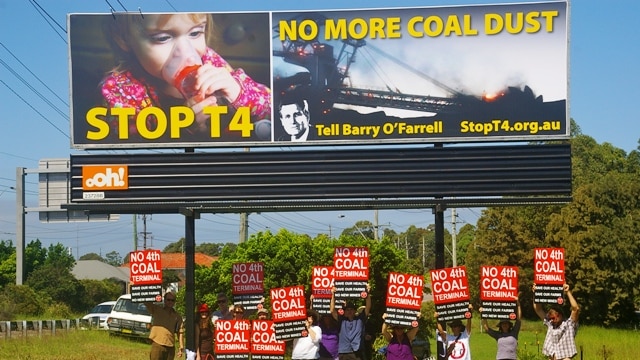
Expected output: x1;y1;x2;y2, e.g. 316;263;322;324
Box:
1;320;639;360
0;330;150;360
456;319;640;360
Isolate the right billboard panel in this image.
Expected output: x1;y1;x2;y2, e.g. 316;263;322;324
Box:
272;1;568;144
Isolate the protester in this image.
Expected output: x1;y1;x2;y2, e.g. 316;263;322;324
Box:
481;296;521;360
194;303;215;360
291;309;323;360
232;304;246;320
144;292;184;360
257;308;270;320
330;285;372;360
533;283;580;360
435;305;473;360
381;313;419;360
212;292;233;322
318;313;340;360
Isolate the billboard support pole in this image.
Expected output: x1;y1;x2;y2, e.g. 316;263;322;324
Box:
184;211;196;353
16;167;26;285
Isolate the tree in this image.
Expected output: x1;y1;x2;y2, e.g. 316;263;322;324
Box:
162;269;182;290
104;251;123;266
24;239;46;280
44;243;75;271
196;242;233;256
164;238;185;253
0;241;16;288
467;134;640;325
453;223;475;266
0;284;47;318
26;264;85;312
341;220;376;240
79;252;104;261
548;170;640;325
79;279;122;311
187;229;424;339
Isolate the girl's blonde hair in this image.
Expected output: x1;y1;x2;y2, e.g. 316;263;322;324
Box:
104;13;215;71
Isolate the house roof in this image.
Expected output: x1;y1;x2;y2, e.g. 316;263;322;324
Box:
161;252;218;269
72;260;129;283
120;252;218;270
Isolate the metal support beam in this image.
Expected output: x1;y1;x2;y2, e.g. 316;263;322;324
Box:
184;215;195;352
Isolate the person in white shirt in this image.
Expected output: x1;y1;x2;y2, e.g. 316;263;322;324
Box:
292;309;323;360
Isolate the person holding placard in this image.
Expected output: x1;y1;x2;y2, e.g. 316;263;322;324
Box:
145;292;184;360
381;313;419;360
481;296;521;360
533;283;580;360
435;305;472;360
330;285;372;360
291;309;323;360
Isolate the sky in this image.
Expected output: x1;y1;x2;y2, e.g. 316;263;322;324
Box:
0;0;638;260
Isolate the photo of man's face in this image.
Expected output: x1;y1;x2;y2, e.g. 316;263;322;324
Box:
279;100;310;141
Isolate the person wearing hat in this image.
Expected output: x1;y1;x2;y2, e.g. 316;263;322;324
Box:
481;296;521;360
195;303;215;360
329;285;372;360
381;313;419;360
257;307;270;320
435;304;473;360
533;283;580;360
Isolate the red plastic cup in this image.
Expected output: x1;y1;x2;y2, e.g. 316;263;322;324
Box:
173;64;203;101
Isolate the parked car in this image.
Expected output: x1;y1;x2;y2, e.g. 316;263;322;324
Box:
106;294;155;338
81;300;116;330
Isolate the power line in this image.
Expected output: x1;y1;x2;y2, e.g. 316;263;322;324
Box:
0;80;69;139
115;0;128;11
28;0;67;43
165;0;178;11
0;42;69;107
0;58;68;121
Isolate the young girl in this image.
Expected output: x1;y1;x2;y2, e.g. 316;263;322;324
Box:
102;13;270;141
195;303;215;360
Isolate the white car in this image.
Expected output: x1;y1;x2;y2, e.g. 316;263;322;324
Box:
107;294;155;338
81;300;116;330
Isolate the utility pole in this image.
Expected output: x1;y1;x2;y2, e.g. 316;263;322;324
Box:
422;236;425;268
451;208;457;267
239;147;250;243
405;236;409;259
374;209;379;240
133;214;137;251
139;214;152;249
239;212;249;242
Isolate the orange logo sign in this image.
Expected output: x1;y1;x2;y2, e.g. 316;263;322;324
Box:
82;165;128;190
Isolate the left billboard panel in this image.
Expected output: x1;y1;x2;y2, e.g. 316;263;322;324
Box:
68;12;273;149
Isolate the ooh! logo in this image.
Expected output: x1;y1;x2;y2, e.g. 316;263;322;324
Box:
82;165;128;190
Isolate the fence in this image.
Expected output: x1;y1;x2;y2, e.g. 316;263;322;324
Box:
0;318;98;339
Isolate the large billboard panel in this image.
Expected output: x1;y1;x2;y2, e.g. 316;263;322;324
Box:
69;2;568;149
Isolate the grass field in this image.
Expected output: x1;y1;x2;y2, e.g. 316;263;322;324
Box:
1;320;639;360
465;320;639;360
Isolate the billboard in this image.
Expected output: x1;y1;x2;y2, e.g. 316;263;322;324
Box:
68;1;568;149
